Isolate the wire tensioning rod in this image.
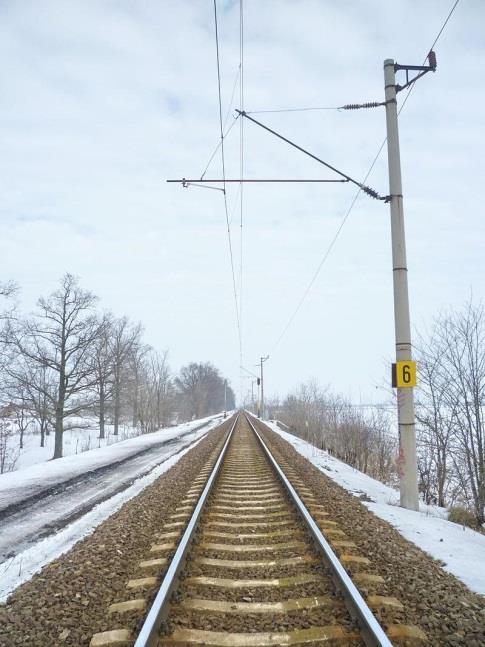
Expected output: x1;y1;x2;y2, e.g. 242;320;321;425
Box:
236;109;388;201
167;178;349;185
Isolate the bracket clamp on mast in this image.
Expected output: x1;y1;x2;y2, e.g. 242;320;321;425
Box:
394;50;437;93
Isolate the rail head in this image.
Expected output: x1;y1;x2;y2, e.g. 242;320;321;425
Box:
244;412;393;647
134;414;239;647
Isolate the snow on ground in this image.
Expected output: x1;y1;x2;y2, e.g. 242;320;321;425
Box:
0;430;210;602
0;414;226;511
5;414;224;473
14;419;144;470
0;412;228;602
267;421;485;596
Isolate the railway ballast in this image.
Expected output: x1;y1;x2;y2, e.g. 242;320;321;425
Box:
91;413;425;646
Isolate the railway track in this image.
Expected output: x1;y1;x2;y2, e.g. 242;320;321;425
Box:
91;413;426;646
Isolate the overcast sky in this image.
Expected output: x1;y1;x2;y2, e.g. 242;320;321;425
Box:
1;0;484;404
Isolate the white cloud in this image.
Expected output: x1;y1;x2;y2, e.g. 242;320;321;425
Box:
1;0;484;401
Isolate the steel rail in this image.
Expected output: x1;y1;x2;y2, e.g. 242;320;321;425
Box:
245;412;393;647
134;414;239;647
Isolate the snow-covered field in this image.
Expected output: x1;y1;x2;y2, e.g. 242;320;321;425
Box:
2;416;191;472
0;413;225;511
14;419;143;470
267;421;485;597
0;413;226;602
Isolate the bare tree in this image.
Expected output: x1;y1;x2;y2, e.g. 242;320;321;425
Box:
415;327;457;506
279;380;397;484
110;317;142;435
149;350;173;428
439;302;485;524
28;364;55;447
1;276;184;457
369;409;398;483
3;356;55;448
0;280;18;298
175;362;234;420
124;349;175;433
8;274;101;459
13;387;32;449
414;301;485;521
136;364;158;434
127;341;150;429
0;280;18;371
0;281;19;333
90;313;115;439
264;396;281;421
0;415;19;473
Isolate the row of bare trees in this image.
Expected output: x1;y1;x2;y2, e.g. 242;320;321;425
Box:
267;381;397;485
415;301;485;525
175;362;235;420
0;274;234;466
265;301;485;525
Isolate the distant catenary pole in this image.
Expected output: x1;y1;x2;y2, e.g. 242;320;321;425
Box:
260;356;269;420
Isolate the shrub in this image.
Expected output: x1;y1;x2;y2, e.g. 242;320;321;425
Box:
448;506;478;529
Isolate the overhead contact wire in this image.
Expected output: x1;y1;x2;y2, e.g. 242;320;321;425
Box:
213;0;242;357
239;0;244;371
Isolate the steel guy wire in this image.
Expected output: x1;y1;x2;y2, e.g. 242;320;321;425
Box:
247;106;340;114
247;102;386;114
200;61;241;181
228;183;242;227
200;116;239;181
269;0;461;356
223;65;242;132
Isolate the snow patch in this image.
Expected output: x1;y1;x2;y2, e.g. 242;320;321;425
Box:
0;422;216;602
267;421;485;596
0;414;226;511
0;413;229;601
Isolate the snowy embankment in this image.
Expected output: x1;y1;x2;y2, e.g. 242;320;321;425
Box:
15;420;146;470
267;421;485;596
0;414;224;512
0;413;227;602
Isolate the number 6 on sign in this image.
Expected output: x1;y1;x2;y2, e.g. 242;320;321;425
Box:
392;361;417;388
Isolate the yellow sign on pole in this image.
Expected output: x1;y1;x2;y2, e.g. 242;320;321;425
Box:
395;361;417;388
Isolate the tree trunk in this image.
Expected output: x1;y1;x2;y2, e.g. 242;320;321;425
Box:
132;370;139;428
53;372;65;458
99;383;105;439
53;404;64;458
157;393;162;429
40;420;45;448
113;374;120;436
132;398;138;428
437;448;446;508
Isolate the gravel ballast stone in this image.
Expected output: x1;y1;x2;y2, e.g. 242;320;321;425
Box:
163;419;363;644
0;421;229;647
254;420;485;647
